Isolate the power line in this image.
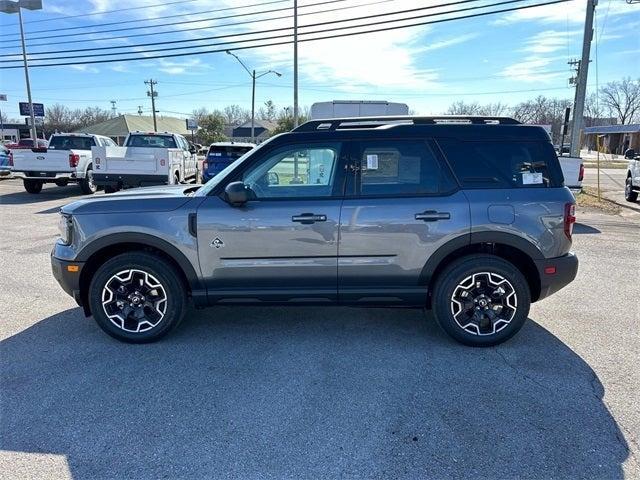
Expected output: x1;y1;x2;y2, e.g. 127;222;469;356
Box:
0;1;570;69
0;0;205;27
1;0;395;53
0;0;290;37
0;0;540;62
0;0;346;45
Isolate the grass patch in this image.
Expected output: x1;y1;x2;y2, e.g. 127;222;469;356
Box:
583;162;628;169
575;186;622;214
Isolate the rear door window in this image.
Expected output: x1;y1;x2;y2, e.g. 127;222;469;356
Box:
437;139;563;188
354;139;455;196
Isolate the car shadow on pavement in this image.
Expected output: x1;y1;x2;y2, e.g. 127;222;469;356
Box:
0;184;87;205
1;307;629;479
573;222;602;234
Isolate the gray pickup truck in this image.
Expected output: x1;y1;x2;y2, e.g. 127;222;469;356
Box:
51;116;578;346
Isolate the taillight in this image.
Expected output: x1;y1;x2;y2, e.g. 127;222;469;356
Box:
69;153;80;168
8;152;13;167
578;163;584;182
564;203;576;239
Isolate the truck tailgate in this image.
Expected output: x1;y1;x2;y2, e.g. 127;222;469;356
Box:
559;156;583;189
12;149;74;173
94;146;174;175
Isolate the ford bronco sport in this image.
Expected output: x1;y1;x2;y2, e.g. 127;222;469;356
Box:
51;116;578;346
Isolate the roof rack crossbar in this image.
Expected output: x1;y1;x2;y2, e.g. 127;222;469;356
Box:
292;115;521;132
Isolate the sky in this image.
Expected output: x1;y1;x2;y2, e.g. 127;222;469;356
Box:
0;0;638;121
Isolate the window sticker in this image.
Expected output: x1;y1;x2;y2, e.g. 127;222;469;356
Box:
366;154;379;170
522;172;543;185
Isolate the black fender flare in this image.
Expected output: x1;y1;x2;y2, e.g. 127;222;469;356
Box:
419;231;544;285
76;232;203;291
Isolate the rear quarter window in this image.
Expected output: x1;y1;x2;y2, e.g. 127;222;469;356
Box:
437;139;563;188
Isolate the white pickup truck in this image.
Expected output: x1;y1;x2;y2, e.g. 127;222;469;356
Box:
558;156;584;190
624;149;639;202
11;133;116;194
93;132;198;192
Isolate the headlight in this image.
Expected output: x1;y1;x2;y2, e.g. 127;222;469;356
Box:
58;213;73;245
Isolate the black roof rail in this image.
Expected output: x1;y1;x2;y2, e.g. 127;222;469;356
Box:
292;115;521;132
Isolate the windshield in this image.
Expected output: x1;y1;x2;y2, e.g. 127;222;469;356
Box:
49;135;96;150
126;135;176;148
195;136;279;197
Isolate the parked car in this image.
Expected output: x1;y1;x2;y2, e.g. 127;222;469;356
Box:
624;148;639;202
93;132;198;192
202;142;254;182
11;133;115;194
51;115;578;346
0;145;11;176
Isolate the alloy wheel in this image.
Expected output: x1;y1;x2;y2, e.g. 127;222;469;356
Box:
450;272;517;336
101;269;168;333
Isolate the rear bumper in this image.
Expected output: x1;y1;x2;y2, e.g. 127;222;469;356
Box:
534;252;578;301
51;252;84;306
13;170;80;181
94;173;167;187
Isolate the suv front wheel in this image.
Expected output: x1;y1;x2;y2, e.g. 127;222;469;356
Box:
88;252;187;343
432;255;530;347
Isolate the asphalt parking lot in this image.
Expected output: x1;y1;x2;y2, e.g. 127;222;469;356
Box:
1;177;639;479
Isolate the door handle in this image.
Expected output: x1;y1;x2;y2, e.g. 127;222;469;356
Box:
291;213;327;224
415;211;451;222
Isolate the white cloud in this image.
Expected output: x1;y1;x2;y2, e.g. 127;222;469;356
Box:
521;30;580;54
68;65;100;74
500;55;567;83
495;0;638;25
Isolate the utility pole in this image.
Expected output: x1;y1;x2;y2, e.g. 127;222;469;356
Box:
145;79;158;132
569;0;597;158
110;100;117;116
293;0;299;128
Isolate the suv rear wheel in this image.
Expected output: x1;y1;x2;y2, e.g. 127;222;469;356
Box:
88;252;187;343
625;177;638;202
23;179;43;194
432;255;530;347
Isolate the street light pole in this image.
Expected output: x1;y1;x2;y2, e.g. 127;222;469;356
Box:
293;0;299;128
1;1;43;141
226;50;281;143
251;69;256;142
17;6;37;141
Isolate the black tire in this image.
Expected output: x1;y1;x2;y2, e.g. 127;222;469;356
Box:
625;177;638;202
432;254;531;347
103;185;118;194
23;179;43;194
88;252;187;343
174;172;181;185
79;166;97;195
55;179;69;187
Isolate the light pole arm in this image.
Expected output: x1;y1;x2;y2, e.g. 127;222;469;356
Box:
226;50;253;78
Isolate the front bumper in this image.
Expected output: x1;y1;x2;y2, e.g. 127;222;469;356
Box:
534;252;579;301
13;171;80;181
51;252;84;306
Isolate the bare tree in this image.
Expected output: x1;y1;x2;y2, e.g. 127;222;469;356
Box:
599;77;640;124
446;101;482;115
223;105;250;125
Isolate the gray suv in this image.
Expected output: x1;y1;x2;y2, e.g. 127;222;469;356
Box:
51;116;578;346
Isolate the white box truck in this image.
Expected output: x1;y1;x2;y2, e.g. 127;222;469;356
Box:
310;101;409;119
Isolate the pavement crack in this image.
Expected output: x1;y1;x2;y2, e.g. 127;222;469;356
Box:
493;348;548;391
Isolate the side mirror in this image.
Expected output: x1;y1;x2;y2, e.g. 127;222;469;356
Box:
225;181;250;206
189;146;197;154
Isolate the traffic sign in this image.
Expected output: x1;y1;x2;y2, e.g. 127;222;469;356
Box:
186;118;198;130
19;102;45;117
